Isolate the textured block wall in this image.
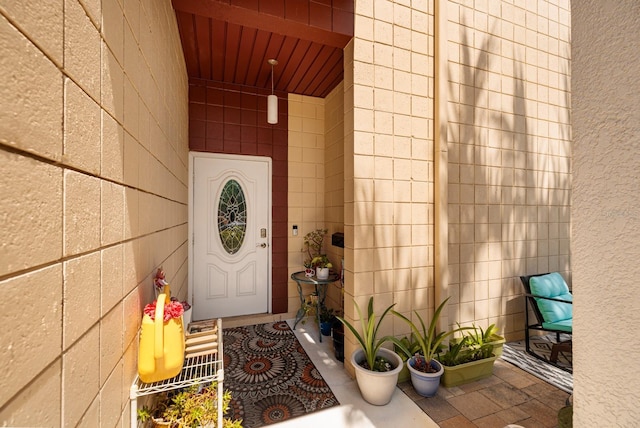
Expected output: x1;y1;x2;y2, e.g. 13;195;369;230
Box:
0;0;189;425
344;0;436;375
285;83;346;315
287;94;328;311
324;82;346;311
446;0;572;338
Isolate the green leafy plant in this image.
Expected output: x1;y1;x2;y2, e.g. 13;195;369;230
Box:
461;323;497;360
437;324;498;366
394;334;422;362
311;254;333;269
436;335;471;366
336;297;409;372
302;228;328;265
319;305;338;323
137;383;242;428
392;297;470;373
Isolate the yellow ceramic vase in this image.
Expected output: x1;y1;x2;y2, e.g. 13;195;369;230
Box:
138;293;185;383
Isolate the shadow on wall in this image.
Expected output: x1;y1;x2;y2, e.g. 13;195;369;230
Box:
448;18;571;337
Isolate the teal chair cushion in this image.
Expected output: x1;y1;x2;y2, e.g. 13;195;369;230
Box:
542;319;572;332
529;272;573;324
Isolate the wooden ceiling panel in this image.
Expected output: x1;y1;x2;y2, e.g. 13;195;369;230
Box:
223;22;242;83
235;26;257;83
193;15;211;79
286;42;322;93
175;11;199;78
211;20;226;82
172;0;353;98
244;29;271;87
294;44;332;93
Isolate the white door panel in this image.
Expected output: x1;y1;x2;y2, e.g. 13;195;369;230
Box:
191;154;271;320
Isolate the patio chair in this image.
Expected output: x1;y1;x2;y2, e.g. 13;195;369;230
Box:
519;272;572;370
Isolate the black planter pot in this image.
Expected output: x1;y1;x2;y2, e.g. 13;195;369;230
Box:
332;321;344;362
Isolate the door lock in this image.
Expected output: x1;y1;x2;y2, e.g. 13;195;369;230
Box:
256;243;267;248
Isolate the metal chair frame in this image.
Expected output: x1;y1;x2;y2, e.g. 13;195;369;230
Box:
520;273;573;372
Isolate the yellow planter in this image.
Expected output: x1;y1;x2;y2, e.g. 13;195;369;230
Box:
138;293;185;383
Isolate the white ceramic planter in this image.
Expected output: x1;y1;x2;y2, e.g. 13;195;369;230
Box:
316;267;330;280
351;348;403;405
407;357;444;397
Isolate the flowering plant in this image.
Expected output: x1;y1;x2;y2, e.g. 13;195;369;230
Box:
143;299;185;321
171;297;191;311
154;268;168;293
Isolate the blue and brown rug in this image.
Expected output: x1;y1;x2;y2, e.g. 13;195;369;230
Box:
501;334;573;394
223;321;339;427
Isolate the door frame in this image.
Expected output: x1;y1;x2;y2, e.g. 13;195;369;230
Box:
188;152;273;316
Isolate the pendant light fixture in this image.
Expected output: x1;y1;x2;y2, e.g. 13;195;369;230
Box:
267;59;278;125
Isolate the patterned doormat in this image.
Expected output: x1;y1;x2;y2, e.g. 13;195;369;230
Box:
501;334;573;394
222;321;339;427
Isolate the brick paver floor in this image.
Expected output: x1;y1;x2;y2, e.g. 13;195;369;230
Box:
399;359;571;428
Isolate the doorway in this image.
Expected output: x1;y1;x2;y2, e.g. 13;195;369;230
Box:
190;153;272;320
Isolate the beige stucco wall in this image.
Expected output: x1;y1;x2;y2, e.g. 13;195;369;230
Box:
0;0;189;425
446;1;572;338
572;1;640;424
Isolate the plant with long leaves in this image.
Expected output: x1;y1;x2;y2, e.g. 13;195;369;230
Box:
337;297;410;372
392;297;470;372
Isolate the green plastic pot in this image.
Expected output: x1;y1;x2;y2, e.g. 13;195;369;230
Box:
441;355;497;388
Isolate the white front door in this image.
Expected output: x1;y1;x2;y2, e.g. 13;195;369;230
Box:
191;153;271;320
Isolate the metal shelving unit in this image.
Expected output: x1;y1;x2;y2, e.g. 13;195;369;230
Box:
130;318;224;427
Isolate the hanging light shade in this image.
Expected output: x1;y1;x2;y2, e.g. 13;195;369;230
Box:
267;94;278;124
267;59;278;125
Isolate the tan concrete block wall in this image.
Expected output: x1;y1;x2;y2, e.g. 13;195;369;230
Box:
572;1;640;424
345;1;436;373
446;0;572;339
287;94;327;314
0;0;188;425
324;82;346;314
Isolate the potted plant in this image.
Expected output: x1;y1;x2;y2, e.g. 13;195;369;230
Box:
332;319;344;362
137;383;242;428
319;304;336;336
303;228;327;261
394;334;421;384
336;297;410;405
392;297;468;397
438;324;501;388
302;229;333;278
311;255;333;280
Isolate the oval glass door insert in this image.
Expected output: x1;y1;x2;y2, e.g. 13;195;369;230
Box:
217;179;247;254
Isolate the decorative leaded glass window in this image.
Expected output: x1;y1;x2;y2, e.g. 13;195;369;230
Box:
217;179;247;254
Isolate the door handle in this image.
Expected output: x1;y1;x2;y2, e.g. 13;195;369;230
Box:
256;243;267;248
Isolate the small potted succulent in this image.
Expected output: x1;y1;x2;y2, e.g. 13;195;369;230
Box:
311;255;333;280
318;305;337;336
302;229;331;278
